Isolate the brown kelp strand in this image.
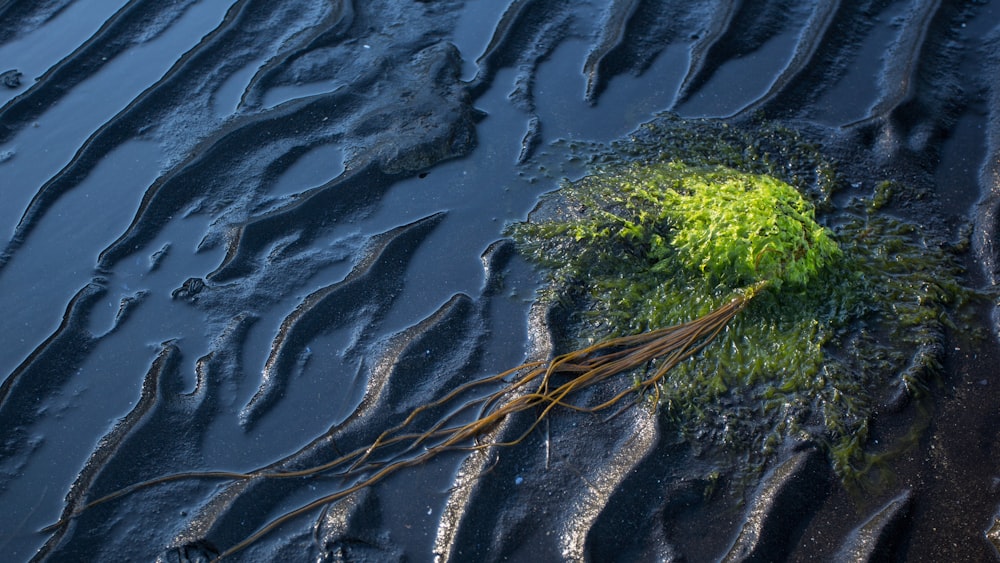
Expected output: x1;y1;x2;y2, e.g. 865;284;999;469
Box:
44;285;761;560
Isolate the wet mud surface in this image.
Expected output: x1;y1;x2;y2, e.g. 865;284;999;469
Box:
2;1;1000;561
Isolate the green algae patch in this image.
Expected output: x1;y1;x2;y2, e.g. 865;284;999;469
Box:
508;135;965;481
608;162;840;289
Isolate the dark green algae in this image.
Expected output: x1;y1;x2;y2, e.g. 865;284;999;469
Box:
507;115;969;482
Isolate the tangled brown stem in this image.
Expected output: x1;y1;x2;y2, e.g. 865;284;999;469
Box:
44;283;763;561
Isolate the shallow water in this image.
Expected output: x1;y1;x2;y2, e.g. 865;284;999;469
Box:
1;1;999;561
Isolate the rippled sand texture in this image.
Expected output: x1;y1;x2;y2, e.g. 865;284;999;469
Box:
1;1;999;561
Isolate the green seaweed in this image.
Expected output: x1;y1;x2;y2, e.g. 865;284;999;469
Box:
508;121;965;481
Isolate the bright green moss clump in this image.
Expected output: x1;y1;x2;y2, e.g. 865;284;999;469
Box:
509;133;964;481
511;161;847;332
604;162;840;289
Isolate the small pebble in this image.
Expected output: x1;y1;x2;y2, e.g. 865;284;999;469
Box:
1;69;22;89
